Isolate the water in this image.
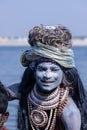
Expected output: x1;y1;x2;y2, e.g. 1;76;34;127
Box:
0;46;27;86
0;46;87;88
73;46;87;89
0;46;87;129
0;46;28;130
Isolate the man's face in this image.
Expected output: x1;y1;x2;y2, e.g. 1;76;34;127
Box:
35;62;63;92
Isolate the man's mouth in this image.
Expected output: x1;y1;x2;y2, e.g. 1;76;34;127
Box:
41;80;54;86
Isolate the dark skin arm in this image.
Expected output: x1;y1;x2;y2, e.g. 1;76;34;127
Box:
61;97;81;130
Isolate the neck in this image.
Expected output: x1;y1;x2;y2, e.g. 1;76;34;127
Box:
36;85;58;95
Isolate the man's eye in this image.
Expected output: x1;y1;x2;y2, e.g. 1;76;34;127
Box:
38;68;46;71
51;68;59;71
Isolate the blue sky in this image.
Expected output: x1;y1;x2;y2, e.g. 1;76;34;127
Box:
0;0;87;37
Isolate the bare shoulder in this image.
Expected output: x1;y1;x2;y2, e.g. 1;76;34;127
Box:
62;96;80;117
61;97;81;130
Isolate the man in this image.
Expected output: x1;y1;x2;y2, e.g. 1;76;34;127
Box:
27;60;81;130
7;24;87;130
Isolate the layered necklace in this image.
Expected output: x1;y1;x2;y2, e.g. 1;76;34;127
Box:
27;85;69;130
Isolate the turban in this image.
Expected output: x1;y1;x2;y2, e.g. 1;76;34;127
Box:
20;24;75;68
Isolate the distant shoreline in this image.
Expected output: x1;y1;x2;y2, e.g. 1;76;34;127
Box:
0;37;87;46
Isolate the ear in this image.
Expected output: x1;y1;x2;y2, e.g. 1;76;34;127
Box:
2;112;9;122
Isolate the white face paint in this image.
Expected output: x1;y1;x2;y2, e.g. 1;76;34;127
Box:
35;62;63;92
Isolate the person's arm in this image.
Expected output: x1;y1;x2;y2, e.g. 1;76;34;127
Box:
6;83;20;100
61;97;81;130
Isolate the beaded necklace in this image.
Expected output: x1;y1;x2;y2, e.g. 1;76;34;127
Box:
27;85;69;130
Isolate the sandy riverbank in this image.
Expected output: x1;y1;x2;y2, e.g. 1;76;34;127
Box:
0;37;28;46
0;37;87;46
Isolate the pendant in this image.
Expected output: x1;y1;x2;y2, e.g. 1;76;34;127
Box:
30;109;48;128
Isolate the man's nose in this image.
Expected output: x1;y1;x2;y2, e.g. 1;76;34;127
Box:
43;70;52;79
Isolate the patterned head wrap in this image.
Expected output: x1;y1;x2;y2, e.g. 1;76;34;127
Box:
20;24;75;68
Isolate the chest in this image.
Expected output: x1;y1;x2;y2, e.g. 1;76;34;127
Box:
27;86;69;130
